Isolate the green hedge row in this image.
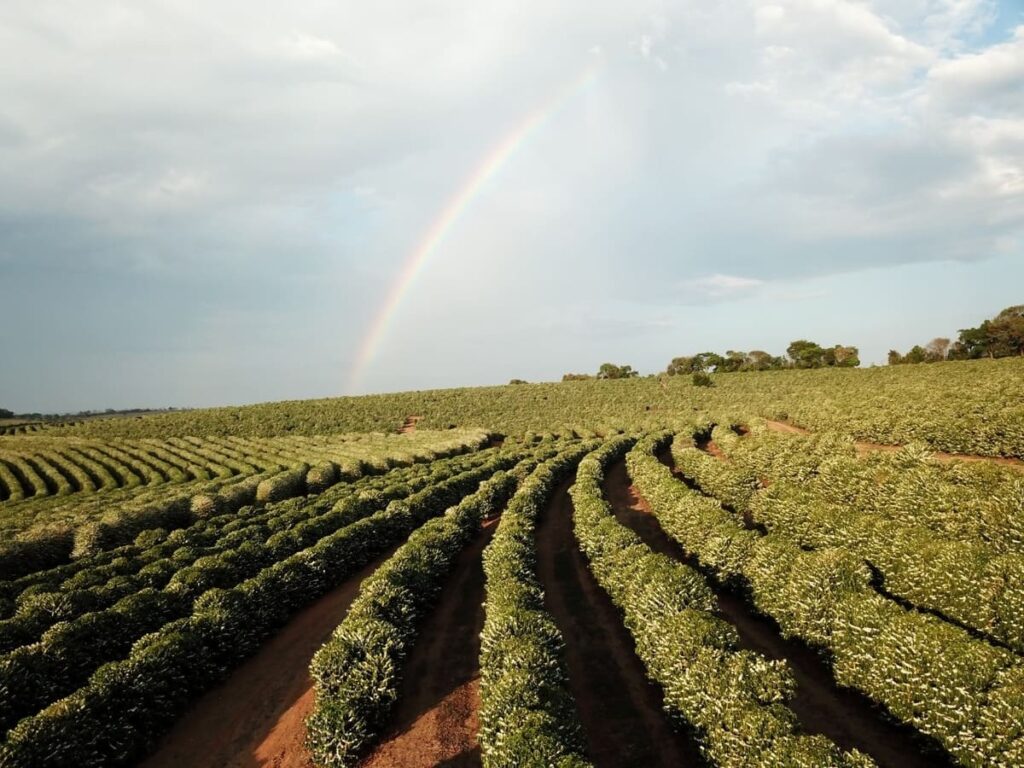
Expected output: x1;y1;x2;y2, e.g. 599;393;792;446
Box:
478;442;597;768
628;435;1024;768
0;451;509;738
0;430;491;581
678;423;1024;653
0;449;525;767
570;437;873;768
0;449;496;653
306;449;548;766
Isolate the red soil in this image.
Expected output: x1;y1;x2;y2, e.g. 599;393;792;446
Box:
360;520;498;768
399;415;423;434
693;429;726;460
534;479;701;767
763;419;810;436
764;420;1024;471
140;550;400;768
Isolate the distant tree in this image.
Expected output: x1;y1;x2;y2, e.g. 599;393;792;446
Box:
597;363;639;380
562;373;593;381
988;305;1024;357
887;350;904;365
950;323;989;359
717;350;747;373
831;345;860;368
744;350;778;371
786;340;826;369
902;345;928;364
509;379;528;385
925;337;951;362
666;356;698;376
692;371;714;387
0;409;13;419
694;352;726;372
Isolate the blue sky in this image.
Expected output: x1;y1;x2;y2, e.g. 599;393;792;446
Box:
1;1;1022;412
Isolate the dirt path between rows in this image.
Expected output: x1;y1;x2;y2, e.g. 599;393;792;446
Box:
361;520;498;768
140;548;400;768
764;420;1024;470
535;479;701;768
399;415;423;434
693;428;725;459
614;456;953;768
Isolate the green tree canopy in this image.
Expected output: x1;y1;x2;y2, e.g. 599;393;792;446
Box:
597;363;639;380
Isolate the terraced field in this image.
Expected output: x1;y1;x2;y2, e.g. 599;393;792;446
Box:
0;361;1022;767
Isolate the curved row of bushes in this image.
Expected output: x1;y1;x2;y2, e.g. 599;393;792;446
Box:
0;450;514;738
570;437;873;768
629;433;1024;768
677;424;1024;654
306;448;553;766
478;442;597;768
0;447;526;766
0;448;498;629
0;430;491;581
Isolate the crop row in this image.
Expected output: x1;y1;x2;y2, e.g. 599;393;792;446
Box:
686;420;1024;553
0;433;426;503
478;442;597;768
0;447;517;739
629;433;1024;768
0;444;531;766
0;447;500;653
28;358;1024;459
306;446;557;766
0;429;490;581
0;448;491;626
674;425;1024;653
569;437;873;767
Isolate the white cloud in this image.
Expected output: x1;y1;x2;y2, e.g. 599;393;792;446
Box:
678;274;765;301
0;0;1022;405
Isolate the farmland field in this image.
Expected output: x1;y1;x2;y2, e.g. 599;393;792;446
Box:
1;357;1023;767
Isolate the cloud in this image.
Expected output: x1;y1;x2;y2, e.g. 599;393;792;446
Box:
0;1;1022;407
676;274;765;302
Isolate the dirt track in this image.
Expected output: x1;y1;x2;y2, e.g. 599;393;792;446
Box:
361;520;498;768
140;549;401;768
764;420;1024;470
399;415;423;434
607;458;952;768
534;479;700;767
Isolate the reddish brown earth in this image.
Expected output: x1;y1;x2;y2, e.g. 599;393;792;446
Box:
534;479;701;768
360;519;499;768
140;549;401;768
693;429;726;459
613;456;953;768
764;420;1024;471
399;415;423;434
763;419;811;436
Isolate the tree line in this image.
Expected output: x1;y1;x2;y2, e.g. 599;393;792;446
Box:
559;341;858;383
890;305;1024;364
666;340;860;375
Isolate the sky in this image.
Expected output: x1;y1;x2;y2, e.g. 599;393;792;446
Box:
1;0;1023;412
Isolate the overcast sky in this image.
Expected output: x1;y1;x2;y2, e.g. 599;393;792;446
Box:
1;1;1023;412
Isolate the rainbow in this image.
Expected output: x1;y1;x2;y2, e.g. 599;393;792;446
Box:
347;59;601;393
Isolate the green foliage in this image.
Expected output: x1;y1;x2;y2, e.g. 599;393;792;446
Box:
629;431;1024;767
307;460;531;766
478;445;596;768
0;448;520;767
596;363;639;380
692;371;714;388
570;436;870;767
